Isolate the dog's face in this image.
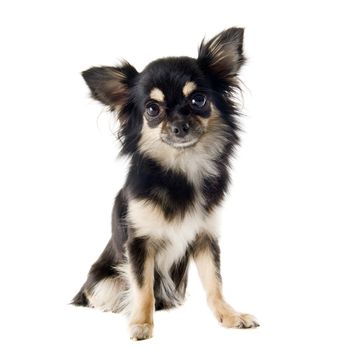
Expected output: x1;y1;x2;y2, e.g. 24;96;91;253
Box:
82;28;245;155
137;58;211;149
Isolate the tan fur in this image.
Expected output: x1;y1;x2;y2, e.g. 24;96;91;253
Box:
194;241;258;328
104;70;129;107
149;87;165;102
182;81;197;96
207;35;238;66
129;252;155;340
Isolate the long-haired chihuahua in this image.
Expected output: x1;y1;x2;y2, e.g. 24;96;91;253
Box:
72;27;259;340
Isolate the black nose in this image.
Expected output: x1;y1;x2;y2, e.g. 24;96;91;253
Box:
170;121;190;138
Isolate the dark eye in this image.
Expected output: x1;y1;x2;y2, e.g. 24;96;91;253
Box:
190;93;207;109
146;102;160;118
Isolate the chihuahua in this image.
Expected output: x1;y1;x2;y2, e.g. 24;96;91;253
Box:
72;27;259;340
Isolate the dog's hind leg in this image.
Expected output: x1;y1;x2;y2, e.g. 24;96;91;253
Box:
72;189;130;312
71;239;128;312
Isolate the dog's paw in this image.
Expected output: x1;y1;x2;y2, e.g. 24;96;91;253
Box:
129;323;153;341
218;310;259;329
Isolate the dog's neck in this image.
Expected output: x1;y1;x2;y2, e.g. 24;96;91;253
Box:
137;136;229;188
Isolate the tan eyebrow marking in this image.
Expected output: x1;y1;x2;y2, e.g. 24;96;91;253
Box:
149;88;165;102
182;81;197;97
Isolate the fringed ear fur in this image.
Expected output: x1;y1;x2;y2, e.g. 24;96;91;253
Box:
198;27;245;89
82;61;138;111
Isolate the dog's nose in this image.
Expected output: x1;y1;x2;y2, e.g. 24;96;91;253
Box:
170;121;190;138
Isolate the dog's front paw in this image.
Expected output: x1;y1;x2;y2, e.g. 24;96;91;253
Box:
220;311;259;329
129;323;153;341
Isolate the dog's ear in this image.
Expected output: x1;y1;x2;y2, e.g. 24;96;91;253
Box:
198;27;245;88
82;61;138;110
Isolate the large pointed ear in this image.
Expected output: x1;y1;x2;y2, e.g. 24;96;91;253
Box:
82;61;138;110
197;27;245;89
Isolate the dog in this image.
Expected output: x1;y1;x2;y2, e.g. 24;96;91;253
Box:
72;27;259;340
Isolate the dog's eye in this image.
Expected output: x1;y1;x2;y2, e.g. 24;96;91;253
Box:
190;93;207;109
146;102;160;118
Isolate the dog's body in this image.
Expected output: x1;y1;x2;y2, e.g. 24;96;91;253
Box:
72;27;258;340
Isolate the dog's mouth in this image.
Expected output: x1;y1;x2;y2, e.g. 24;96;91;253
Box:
160;133;202;149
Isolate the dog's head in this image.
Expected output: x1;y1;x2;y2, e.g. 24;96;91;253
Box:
82;28;245;157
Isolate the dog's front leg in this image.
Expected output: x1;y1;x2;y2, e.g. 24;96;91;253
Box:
127;236;155;341
192;233;259;328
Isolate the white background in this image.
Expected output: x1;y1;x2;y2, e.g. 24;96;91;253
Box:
1;0;349;349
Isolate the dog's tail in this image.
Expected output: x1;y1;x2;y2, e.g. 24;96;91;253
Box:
71;287;89;307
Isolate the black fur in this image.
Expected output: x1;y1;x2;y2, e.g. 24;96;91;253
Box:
111;189;129;259
71;287;89;307
126;152;195;220
72;28;248;333
127;236;149;287
154;249;191;311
